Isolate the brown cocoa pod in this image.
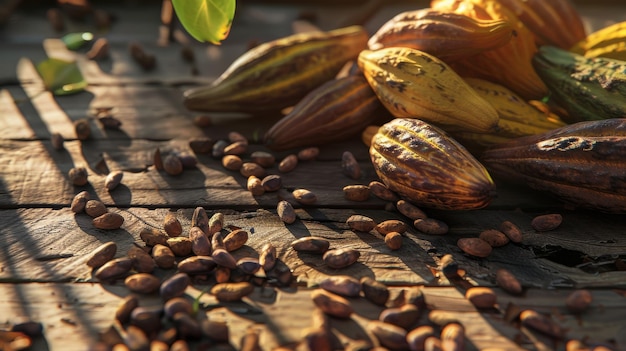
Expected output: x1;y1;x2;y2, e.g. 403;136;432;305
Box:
93;212;124;230
69;166;89;186
414;218;448;235
247;175;265;196
457;238;492;258
407;325;436;351
396;200;428;220
379;304;421;330
251;151;275;168
261;174;282;192
85;200;107;218
211;282;254;302
478;229;510;247
140;227;169;246
322;248;360;269
259;243;277;271
125;273;161;294
222;154;243;171
177;255;216;275
441;323;465;351
343;185;370;202
167;237;193;257
94;257;133;281
311;289;353;318
495;268;523;295
164;297;193;319
384;231;403;250
104;170;123;191
565;289;593;314
224;141;248;155
208;212;224;236
360;276;390;306
465;287;497;309
70;190;90;213
293;188;317;205
291;236;330;254
160;273;191;301
191;206;209;235
346;214;376;232
152;244;176;269
189;137;214;154
520;309;564;339
375;219;408;235
278;154;299;173
240;162;266;178
369;181;400;202
342;151;361;180
74;119;91;141
86;241;117;269
319;275;361;297
277;200;297;224
531;213;563;232
189;226;211;256
367;320;409;350
223;229;248;252
212;248;237;269
163;154;184;176
298;147;320;161
499;220;523;243
163;212;183;237
115;295;139;324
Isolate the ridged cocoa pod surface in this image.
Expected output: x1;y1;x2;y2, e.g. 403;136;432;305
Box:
264;75;383;151
370;118;496;210
481;119;626;213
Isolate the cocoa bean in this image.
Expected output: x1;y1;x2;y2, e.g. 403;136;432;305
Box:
224;141;248;155
278;154;298;173
375;219;408;235
189;137;214;154
93;212;124;230
162;212;182;237
360;277;389;306
414;218;448;235
104;170;123;191
251;151;276;168
163;154;183;176
346;214;376;232
86;37;109;60
152;244;176;269
407;325;436;351
240;329;262;351
140;227;169;246
479;229;510;247
212;140;229;158
565;289;593;314
211;232;225;251
247;175;265;196
495;268;523;295
85;200;107;218
261;174;282;192
115;295;139;324
201;320;229;341
208;212;224;236
385;232;403;250
303;326;332;351
343;185;370;202
167;237;193;257
379;304;421;330
424;336;443;351
499;220;523;243
128;246;156;273
125;273;161;294
130;307;161;335
520;309;564;339
86;241;117;269
465;287;497;309
51;132;64;150
293;188;317;205
164;297;193;319
237;257;261;275
319;275;361;297
177;255;216;275
177;152;198;169
241;163;266;178
441;323;465;351
212;248;237;269
292;237;330;254
154;148;164;170
396;200;427;220
69;166;89;186
74;119;91;140
98;115;122;130
172;312;202;339
392;286;425;308
94;257;133;281
10;318;43;338
311;289;353;318
129;42;156;70
189;226;211;256
211;282;254;302
531;213;563;232
259;243;277;271
215;266;231;283
369;181;399;202
193;115;212;128
160;273;191;301
277;200;297;224
298;147;319;161
457;238;492;258
439;254;458;277
322;248;360;269
367;320;408;350
341;151;361;180
70;190;90;213
191;207;209;235
228;131;247;144
224;229;248;252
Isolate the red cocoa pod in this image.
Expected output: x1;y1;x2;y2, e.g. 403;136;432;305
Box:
457;238;492;258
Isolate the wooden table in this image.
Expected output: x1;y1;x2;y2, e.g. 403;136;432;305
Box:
1;1;626;350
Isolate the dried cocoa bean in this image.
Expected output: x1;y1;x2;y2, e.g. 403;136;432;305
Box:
177;255;216;275
298;147;319;161
189;137;214;154
369;181;399;202
367;320;408;350
94;257;133;281
87;37;109;60
531;213;562;232
224;229;248;252
69;166;89;186
247;175;265;196
278;154;298;173
70;190;90;213
104;170;123;191
277;200;297;224
441;323;465;351
212;248;237;269
93;212;124;230
407;325;436;351
152;244;176;269
208;212;224;236
346;214;376;232
128;246;156;273
153;148;164;170
191;207;209;235
211;282;254;302
360;276;389;306
495;268;523;295
163;154;183;176
160;273;191;301
189;226;211;256
176;152;197;168
115;295;139;324
479;229;510;247
343;185;370;202
237;257;261;275
140;227;169;246
130;307;161;335
250;151;275;168
259;243;277;272
319;275;361;297
164;297;193;319
414;218;448;235
201;320;229;341
303;326;332;351
465;287;497;309
51;132;64;150
129;42;156;70
261;174;282;192
74;119;91;140
163;212;182;237
322;248;360;269
311;289;353;318
85;200;107;218
167;237;192;257
86;241;117;269
375;219;407;235
499;220;523;243
224;141;248;155
384;232;403;250
215;266;231;283
396;200;427;220
293;188;317;205
341;151;361;180
172;312;202;339
125;273;161;294
212;140;229;158
457;238;492;258
292;236;330;254
565;289;593;314
520;309;564;339
439;254;458;277
240;162;266;178
379;304;421;330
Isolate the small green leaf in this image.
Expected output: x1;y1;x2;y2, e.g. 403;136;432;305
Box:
36;58;87;95
61;32;94;50
172;0;236;45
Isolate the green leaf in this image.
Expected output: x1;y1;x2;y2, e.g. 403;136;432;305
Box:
172;0;236;45
36;58;87;95
61;32;94;50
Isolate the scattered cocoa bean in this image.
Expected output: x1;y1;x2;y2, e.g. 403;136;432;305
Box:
104;170;123;191
479;229;510;247
565;289;593;314
211;282;254;302
115;295;139;324
343;185;370;202
346;214;376;232
247;175;265;196
237;257;261;275
177;255;216;275
499;220;523;243
277;200;297;224
278;154;298;173
495;268;523;295
376;219;408;235
172;312;202;339
85;199;107;218
320;275;361;297
212;140;229;158
261;174;282;192
322;248;360;269
128;246;156;273
154;148;164;170
441;323;465;351
176;152;197;168
396;200;427;220
51;132;64;150
124;325;150;351
70;190;90;213
439;254;458;277
379;304;421;330
208;212;224;236
212;248;238;269
465;287;497;309
189;138;214;154
129;41;156;70
392;286;425;308
222;154;243;171
163;154;183;176
367;320;408;350
414;218;448;235
86;241;117;269
303;326;332;351
189;226;211;256
227;131;247;144
293;188;317;205
94;257;133;281
407;325;436;351
201;320;229;342
240;329;262;351
214;266;231;283
520;309;564;339
191;207;209;235
140;227;169;246
69;166;89;186
258;243;277;272
240;162;265;178
10;318;43;338
125;273;161;294
211;232;225;251
130;307;162;335
531;213;563;232
224;229;248;252
360;276;389;306
311;289;353;318
298;147;319;161
457;238;492;258
160;273;191;301
167;237;192;257
87;37;109;60
152;244;176;269
251;151;275;168
341;151;361;179
291;236;330;254
427;310;460;327
162;212;182;237
98;115;122;130
164;297;193;319
93;212;124;230
384;232;403;250
74;119;91;140
224;141;248;155
369;181;399;202
424;336;443;351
